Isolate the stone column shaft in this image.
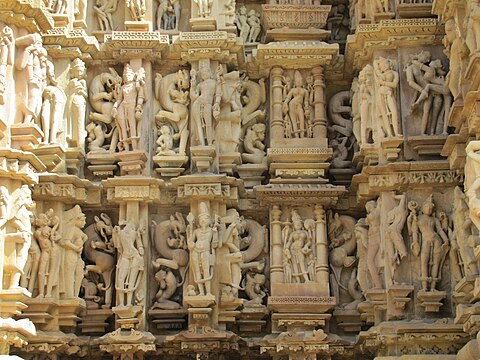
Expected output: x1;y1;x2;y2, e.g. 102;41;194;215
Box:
314;205;329;294
270;67;285;142
312;66;327;139
270;205;284;284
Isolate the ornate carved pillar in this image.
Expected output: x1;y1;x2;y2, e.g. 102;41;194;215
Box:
270;205;283;284
314;205;329;290
312;66;327;140
270;67;284;144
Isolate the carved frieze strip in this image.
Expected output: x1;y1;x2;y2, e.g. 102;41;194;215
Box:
357;322;469;354
0;148;45;184
102;177;164;203
0;0;54;33
33;174;100;204
100;343;156;355
345;18;442;70
255;184;346;206
351;161;463;200
262;4;331;30
42;28;100;57
368;170;463;190
255;41;339;69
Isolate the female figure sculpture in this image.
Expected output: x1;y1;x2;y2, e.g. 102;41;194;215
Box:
283;71;310;138
67;58;87;148
374;57;400;137
60;205;87;298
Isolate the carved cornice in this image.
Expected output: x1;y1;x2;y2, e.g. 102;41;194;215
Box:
42;28;99;59
171;174;242;205
102;177;164;203
96;31;169;60
33;174;100;204
351;161;463;201
255;184;346;206
0;148;45;184
357;322;470;355
254;41;339;70
345;18;443;71
169;31;243;65
0;0;54;33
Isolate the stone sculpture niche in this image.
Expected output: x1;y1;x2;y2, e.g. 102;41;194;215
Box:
60;205;87;299
235;6;262;44
112;64;146;152
93;0;119;31
282;209;316;284
151;212;189;310
157;0;181;30
374;57;400;138
0;26;13;106
407;195;450;292
281;70;314;139
87;68;122;155
405;51;452;136
15;34;47;125
66;58;87;148
83;213;115;308
328;90;354;169
328;211;358;300
2;186;34;290
155;70;190;156
113;220;145;307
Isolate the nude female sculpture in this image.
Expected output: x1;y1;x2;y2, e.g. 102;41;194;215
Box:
16;34;47;124
374;57;400;137
60;205;87;298
283;71;310;138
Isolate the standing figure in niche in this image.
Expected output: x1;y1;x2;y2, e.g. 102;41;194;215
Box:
113;221;145;306
0;26;13;106
282;210;315;283
40;58;66;144
190;66;220;146
60;205;87;298
67;58;87;148
16;34;47;125
283;71;310;138
452;187;479;277
247;10;261;43
112;64;146;151
444;18;469;100
193;0;213;17
358;64;374;145
365;199;382;289
374;57;400;137
186;202;219;296
385;193;408;284
235;6;250;43
408;195;450;292
7;186;35;290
